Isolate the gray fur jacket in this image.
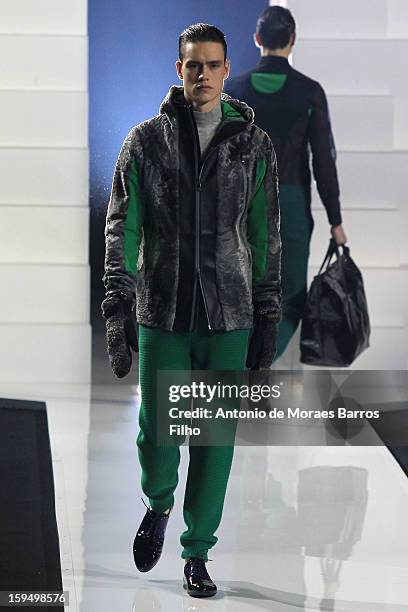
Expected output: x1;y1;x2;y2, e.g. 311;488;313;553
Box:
102;85;281;332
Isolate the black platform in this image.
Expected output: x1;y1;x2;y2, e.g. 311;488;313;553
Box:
0;398;64;611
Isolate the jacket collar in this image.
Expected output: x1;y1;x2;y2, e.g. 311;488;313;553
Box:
254;55;291;74
160;85;254;124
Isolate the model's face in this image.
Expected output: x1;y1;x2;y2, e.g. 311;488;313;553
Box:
176;41;230;112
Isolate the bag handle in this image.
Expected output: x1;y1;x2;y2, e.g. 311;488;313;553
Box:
318;238;336;275
318;238;350;276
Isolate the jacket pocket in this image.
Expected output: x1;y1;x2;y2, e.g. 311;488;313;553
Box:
137;226;152;273
240;154;250;209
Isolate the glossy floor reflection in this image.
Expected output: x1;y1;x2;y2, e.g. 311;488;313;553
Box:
0;382;407;611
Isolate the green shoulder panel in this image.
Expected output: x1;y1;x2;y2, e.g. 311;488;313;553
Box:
250;73;287;94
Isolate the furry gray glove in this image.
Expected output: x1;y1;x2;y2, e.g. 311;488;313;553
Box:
102;297;138;379
246;314;278;370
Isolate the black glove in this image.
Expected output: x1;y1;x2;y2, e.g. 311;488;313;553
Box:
246;314;278;370
102;297;138;379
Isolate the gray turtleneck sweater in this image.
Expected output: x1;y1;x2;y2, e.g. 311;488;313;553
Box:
193;104;222;157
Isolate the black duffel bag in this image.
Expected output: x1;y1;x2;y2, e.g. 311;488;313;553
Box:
300;239;370;367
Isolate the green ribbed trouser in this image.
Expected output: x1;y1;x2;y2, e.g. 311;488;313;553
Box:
136;295;250;561
275;184;314;360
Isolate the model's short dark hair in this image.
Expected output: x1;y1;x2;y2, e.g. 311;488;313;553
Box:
179;23;227;61
256;6;296;50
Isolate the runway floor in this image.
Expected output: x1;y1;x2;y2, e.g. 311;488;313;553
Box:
1;381;407;612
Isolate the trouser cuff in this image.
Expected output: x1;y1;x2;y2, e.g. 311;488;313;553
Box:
181;548;209;561
149;495;173;514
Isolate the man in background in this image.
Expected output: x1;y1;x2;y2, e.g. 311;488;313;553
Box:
225;5;347;360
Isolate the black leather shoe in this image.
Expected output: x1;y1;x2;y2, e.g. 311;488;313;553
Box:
133;499;171;572
183;558;217;598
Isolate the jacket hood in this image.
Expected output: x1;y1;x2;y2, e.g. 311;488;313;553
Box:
159;85;254;124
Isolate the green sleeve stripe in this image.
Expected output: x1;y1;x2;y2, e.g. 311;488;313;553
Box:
124;158;144;276
247;159;268;284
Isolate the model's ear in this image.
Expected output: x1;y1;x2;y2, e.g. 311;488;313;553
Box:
175;60;183;80
224;59;231;80
291;32;296;47
253;32;261;48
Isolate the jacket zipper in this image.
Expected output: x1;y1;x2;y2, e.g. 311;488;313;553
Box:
196;177;211;330
187;106;246;331
187;107;214;331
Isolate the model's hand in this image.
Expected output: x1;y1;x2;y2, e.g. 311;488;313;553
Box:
102;298;138;378
331;224;347;245
246;314;278;370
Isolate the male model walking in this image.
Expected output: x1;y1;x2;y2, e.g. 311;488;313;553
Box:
225;5;347;360
102;24;281;597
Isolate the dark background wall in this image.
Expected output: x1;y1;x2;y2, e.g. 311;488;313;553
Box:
89;0;268;330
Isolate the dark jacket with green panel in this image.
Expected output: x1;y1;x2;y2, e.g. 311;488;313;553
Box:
103;85;281;332
224;55;342;227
